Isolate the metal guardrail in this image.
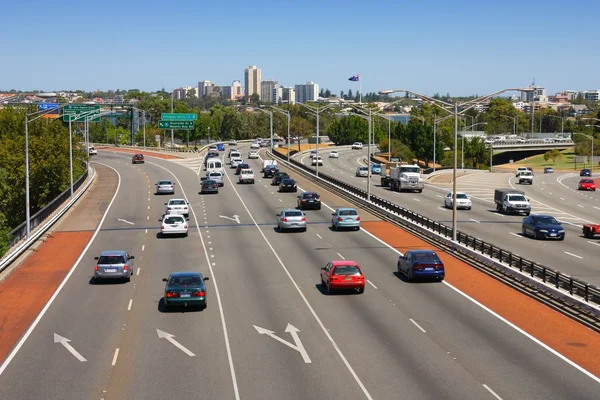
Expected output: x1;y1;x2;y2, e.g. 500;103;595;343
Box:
269;148;600;319
0;165;96;273
8;168;88;248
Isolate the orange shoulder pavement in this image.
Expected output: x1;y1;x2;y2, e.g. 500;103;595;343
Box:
362;221;600;377
100;147;181;159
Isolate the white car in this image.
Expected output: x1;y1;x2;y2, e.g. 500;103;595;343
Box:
228;139;237;146
239;168;255;184
351;142;363;150
515;167;529;177
161;214;188;237
248;150;259;159
164;199;189;218
356;166;369;177
329;150;339;158
250;143;260;149
229;151;241;159
231;157;243;168
444;192;472;210
88;146;97;156
208;146;218;153
311;156;323;166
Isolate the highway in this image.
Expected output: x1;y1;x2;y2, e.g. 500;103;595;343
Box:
0;144;598;400
302;146;600;286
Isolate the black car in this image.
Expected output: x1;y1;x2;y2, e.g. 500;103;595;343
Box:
279;178;297;193
297;192;321;210
580;169;592;177
235;163;250;175
271;172;290;185
263;165;280;178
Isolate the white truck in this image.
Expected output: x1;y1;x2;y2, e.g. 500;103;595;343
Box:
518;171;534;185
239;168;255;184
389;164;424;193
494;188;531;215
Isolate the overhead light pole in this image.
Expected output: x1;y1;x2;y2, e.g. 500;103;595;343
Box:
499;114;517;136
345;111;373;200
270;106;291;163
256;107;274;152
297;102;336;177
379;87;533;242
580;128;597;174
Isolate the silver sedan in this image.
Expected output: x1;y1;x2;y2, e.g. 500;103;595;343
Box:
276;209;307;232
156;180;176;194
355;167;369;177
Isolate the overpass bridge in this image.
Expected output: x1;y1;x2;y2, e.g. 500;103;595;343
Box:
489;140;574;152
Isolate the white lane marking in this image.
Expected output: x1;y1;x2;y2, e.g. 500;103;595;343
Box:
127;299;133;311
147;205;150;210
279;199;283;202
595;206;600;211
409;319;427;333
436;195;444;198
148;197;150;201
144;160;240;399
469;219;480;223
367;280;378;289
316;233;323;239
443;281;600;384
146;216;149;220
145;229;148;234
564;252;583;259
413;198;421;202
141;245;145;251
577;205;584;208
560;198;565;201
588;241;600;247
111;348;120;366
336;252;345;260
136;268;141;276
222;170;374;400
117;218;135;225
0;163;115;377
549;192;553;195
510;233;522;238
271;191;274;195
482;384;503;400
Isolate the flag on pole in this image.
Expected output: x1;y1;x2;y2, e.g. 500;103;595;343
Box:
348;74;360;82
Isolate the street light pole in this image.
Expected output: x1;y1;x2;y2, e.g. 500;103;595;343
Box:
171;92;174;150
367;108;372;201
68;118;73;197
143;110;146;150
388;117;391;161
581;128;597;175
25;114;31;239
452;103;458;241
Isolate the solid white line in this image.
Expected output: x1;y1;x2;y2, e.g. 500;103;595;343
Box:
510;233;522;238
588;241;600;247
577;205;584;208
367;280;378;289
594;206;600;211
111;348;120;366
469;218;480;223
141;245;145;251
223;170;374;400
443;281;600;384
136;267;141;275
127;299;133;311
409;318;427;333
564;252;583;259
482;384;503;400
336;252;345;260
412;198;421;202
0;162;121;377
316;233;323;239
560;198;565;201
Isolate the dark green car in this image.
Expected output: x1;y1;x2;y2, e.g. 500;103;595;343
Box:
162;272;209;310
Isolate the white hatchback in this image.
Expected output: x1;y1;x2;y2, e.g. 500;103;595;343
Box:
161;214;188;237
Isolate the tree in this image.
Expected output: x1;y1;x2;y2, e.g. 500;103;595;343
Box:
290;116;312;152
543;149;563;163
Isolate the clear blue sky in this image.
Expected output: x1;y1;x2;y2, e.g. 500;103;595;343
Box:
2;0;599;96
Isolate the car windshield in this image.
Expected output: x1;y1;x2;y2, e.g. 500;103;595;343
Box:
456;193;469;199
98;255;125;264
169;200;185;205
534;216;559;225
339;209;358;216
165;216;184;224
331;151;337;154
413;252;441;263
284;211;302;217
401;167;420;173
169;275;202;286
510;195;526;202
332;266;361;275
158;181;172;185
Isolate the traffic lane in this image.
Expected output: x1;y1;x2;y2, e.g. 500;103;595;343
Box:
318;223;598;400
98;147;181;160
199;170;370;400
307;159;600;282
0;157;148;400
230;168;495;400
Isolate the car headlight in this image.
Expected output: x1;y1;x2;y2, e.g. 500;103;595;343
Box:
539;229;548;233
558;230;565;233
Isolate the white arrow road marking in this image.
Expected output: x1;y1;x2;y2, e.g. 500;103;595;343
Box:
117;218;135;225
219;215;241;224
156;329;196;357
53;333;87;362
253;323;311;363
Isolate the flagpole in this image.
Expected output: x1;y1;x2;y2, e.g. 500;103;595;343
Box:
359;74;362;104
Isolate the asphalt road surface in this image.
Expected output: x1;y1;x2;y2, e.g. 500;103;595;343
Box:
302;146;600;286
0;145;598;400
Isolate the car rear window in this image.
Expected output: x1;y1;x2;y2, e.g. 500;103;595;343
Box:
303;193;318;199
285;211;302;217
332;266;361;275
203;180;216;186
165;216;184;224
169;200;186;205
339;209;358;216
158;181;172;185
413;253;441;263
582;179;593;183
98;255;126;264
169;275;202;286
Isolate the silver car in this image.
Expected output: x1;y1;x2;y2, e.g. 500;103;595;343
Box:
206;171;224;186
94;250;134;282
276;209;307;232
156;180;176;194
355;167;369;177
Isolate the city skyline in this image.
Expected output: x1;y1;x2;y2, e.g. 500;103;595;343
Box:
1;0;600;96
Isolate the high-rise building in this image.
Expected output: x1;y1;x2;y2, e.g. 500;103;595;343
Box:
282;87;295;104
294;81;319;103
261;79;278;103
521;85;546;102
197;81;215;97
271;87;283;104
172;88;185;100
244;65;262;99
222;80;244;100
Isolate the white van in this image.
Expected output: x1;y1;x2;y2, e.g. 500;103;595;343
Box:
206;158;224;175
262;159;277;172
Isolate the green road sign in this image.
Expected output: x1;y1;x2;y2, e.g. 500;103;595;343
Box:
161;113;198;121
63;114;100;122
158;120;195;130
63;104;100;112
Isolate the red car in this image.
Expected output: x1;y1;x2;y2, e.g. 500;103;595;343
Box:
320;260;365;294
132;154;145;164
578;179;596;191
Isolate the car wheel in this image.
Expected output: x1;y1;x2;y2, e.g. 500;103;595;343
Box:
302;227;307;232
279;226;285;233
534;230;541;240
357;287;365;294
124;275;131;283
326;284;333;295
317;205;321;210
522;227;528;237
407;269;413;282
332;223;337;231
559;236;565;241
355;226;360;231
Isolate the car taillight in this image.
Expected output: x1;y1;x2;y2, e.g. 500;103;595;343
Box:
123;265;128;271
338;217;343;221
184;225;188;229
435;264;445;270
301;217;306;221
330;275;341;281
165;292;179;298
282;217;288;222
301;199;306;202
170;186;173;189
184;207;188;210
413;264;424;271
167;207;172;210
192;291;206;297
162;225;166;230
356;216;360;221
94;265;99;271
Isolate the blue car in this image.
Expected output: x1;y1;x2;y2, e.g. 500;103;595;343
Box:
397;250;445;282
331;208;361;231
522;214;565;240
370;164;381;174
216;143;225;151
